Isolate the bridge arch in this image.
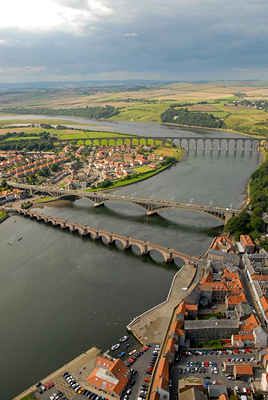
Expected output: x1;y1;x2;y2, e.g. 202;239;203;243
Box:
130;242;147;256
114;238;128;250
148;247;172;264
100;233;112;245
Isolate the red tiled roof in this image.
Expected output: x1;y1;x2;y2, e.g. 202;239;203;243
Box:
240;313;259;333
251;274;268;281
240;235;255;247
185;304;198;311
232;334;254;342
234;364;253;376
87;356;128;396
261;297;268;312
227;292;247;305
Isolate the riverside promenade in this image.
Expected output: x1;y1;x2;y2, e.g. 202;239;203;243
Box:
127;262;201;345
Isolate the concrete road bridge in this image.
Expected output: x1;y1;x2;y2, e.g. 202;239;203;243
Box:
13;208;199;265
8;181;241;223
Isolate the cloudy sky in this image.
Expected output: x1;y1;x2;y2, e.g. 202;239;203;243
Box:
0;0;268;82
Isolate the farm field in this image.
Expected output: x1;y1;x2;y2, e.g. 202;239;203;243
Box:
1;81;268;136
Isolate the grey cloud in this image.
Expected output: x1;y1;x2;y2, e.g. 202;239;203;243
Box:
1;0;268;81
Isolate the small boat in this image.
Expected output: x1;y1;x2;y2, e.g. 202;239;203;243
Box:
111;344;120;351
119;335;129;343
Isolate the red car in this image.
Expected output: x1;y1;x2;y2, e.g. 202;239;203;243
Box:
127;357;135;364
44;381;54;389
142;346;150;352
144;377;151;383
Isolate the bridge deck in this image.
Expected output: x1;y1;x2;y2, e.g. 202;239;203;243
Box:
7;181;241;219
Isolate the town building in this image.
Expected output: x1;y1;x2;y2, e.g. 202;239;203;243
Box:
86;355;129;399
240;235;255;254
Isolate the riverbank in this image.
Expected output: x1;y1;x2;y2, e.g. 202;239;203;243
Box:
89;162;177;192
85;146;185;192
163;122;267;139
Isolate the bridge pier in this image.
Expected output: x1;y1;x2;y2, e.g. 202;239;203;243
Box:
94;202;104;208
146;209;159;216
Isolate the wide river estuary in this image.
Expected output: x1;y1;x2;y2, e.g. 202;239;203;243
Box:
0;116;260;398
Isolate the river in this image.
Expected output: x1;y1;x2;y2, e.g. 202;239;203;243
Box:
0;116;260;399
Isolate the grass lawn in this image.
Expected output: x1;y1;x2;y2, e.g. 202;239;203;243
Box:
155;146;184;160
0;126;128;139
20;394;36;400
34;196;57;204
55;130;127;140
0;210;7;221
195;339;224;349
134;165;155;173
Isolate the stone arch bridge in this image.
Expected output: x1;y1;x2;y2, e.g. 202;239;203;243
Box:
14;209;199;265
8;182;240;223
1;135;267;153
57;135;266;153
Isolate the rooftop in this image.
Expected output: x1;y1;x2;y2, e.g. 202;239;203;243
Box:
87;356;128;395
233;364;253;376
240;235;255;247
184;319;240;330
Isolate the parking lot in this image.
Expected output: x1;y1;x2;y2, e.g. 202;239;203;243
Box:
177;348;258;392
127;345;159;400
30;347;101;400
30;339;159;400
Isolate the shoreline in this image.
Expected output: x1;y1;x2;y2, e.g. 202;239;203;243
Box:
33;159;183;204
1;112;267;140
162;122;267;139
86;160;179;192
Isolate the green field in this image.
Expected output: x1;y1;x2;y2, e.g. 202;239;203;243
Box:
2;82;268;137
0;117;87;127
0;126;130;145
111;102;171;122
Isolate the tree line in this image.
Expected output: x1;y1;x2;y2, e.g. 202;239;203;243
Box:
161;107;225;128
2;105;119;120
225;159;268;249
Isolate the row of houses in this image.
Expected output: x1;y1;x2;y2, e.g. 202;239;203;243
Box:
149;236;267;400
244;251;268;325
